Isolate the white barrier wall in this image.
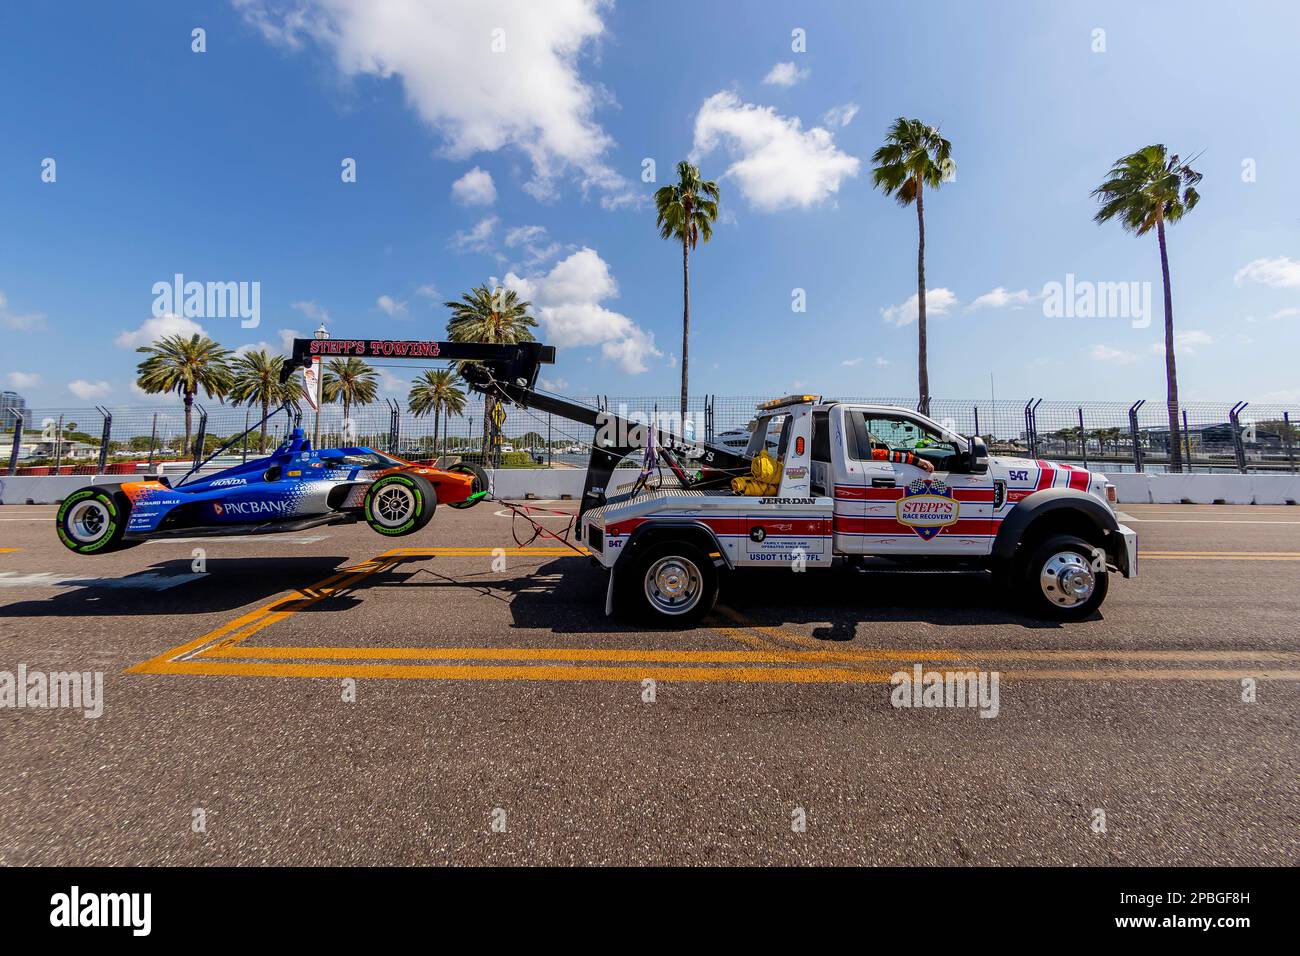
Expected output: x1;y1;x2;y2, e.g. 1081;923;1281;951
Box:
4;469;1299;506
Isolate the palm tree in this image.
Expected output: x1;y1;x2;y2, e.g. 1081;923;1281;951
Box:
408;368;467;462
655;160;720;424
871;118;953;415
444;285;538;466
321;357;379;438
228;349;302;452
135;333;233;456
1092;145;1202;473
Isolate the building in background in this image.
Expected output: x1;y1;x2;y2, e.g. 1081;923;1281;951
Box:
0;391;32;430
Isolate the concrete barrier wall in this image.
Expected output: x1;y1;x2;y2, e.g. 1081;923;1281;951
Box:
5;469;1298;506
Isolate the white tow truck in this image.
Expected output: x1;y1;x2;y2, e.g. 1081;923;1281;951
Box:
280;343;1137;628
578;395;1137;626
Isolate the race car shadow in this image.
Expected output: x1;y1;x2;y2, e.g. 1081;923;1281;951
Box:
0;557;357;618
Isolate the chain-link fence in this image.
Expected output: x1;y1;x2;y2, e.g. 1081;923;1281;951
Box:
4;394;1297;474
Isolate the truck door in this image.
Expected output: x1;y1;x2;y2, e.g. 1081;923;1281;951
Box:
845;410;995;556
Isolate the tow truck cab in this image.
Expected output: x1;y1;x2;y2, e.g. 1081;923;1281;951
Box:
581;395;1137;626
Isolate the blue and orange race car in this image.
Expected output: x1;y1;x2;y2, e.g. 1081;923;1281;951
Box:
55;426;489;555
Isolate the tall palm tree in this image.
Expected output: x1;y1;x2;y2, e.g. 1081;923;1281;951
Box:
1092;145;1202;473
871;118;953;415
321;357;379;434
408;368;467;462
228;349;302;452
655;160;720;424
444;285;538;466
135;333;233;456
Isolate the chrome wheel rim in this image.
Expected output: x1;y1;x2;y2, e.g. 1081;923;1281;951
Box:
68;500;111;543
373;485;416;526
644;556;703;616
1039;551;1096;607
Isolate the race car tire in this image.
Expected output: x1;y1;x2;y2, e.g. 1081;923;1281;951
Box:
444;462;490;509
1018;534;1108;620
55;486;133;555
363;473;436;536
622;539;719;628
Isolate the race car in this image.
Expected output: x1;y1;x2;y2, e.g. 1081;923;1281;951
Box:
55;426;490;555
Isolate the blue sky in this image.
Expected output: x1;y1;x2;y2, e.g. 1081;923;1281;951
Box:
2;0;1298;410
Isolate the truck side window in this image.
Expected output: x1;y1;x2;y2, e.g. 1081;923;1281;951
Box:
811;411;830;461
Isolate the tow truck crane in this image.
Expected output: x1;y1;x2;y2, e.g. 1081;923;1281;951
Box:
284;338;1137;627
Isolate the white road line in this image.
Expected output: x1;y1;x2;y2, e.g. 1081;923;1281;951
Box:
0;571;204;590
1119;518;1300;525
144;534;330;545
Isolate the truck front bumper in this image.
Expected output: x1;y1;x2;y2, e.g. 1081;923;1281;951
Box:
1113;522;1137;578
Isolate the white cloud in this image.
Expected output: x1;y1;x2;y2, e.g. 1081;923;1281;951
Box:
874;357;891;366
505;223;563;267
235;0;631;204
503;247;661;373
454;215;498;253
1089;344;1139;364
1150;330;1215;356
540;377;569;391
822;102;859;128
278;328;302;352
69;379;112;401
115;313;206;349
7;371;40;388
450;166;497;205
1266;306;1300;321
841;357;863;366
291;301;330;323
0;290;47;332
966;287;1032;311
415;284;440;302
377;294;408;316
1234;256;1300;288
762;61;809;87
691;91;860;211
880;288;958;327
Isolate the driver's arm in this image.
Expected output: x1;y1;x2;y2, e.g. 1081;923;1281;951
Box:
870;447;935;473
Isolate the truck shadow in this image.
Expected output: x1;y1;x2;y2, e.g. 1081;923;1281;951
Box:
717;566;1084;636
0;557;356;618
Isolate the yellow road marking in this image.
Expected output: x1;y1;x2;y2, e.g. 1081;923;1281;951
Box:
125;660;1300;683
198;644;1300;664
1143;553;1300;561
128;545;1300;684
0;548;20;553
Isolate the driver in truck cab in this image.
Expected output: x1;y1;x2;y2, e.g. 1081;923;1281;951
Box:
864;424;935;473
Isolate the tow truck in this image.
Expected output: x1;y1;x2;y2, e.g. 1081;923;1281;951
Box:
282;340;1137;626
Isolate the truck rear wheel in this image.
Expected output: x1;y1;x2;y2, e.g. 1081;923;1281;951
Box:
1018;534;1108;620
623;540;719;628
364;473;436;536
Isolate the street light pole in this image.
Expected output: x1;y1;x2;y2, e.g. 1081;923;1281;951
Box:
313;323;329;447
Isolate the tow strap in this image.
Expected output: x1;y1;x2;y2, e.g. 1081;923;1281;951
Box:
490;497;587;555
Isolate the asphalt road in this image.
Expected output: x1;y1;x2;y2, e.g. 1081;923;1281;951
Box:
0;500;1297;865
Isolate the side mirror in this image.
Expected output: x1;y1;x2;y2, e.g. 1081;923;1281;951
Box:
968;436;989;474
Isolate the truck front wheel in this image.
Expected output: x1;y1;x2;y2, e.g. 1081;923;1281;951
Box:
624;540;719;628
1018;534;1109;620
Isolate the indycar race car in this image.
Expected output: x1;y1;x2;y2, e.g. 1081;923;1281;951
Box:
55;426;490;555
